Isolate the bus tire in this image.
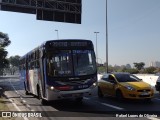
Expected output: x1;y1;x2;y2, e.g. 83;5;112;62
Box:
41;99;48;105
75;97;83;103
25;91;29;95
24;82;29;95
37;86;41;99
76;97;83;101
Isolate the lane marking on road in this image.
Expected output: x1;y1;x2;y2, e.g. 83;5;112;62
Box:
84;97;90;100
154;98;160;101
147;117;160;120
101;103;124;110
5;92;29;120
9;79;35;111
7;79;32;120
149;98;160;119
84;97;124;110
8;98;21;111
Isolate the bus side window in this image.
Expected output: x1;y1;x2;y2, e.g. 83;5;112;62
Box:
29;62;34;69
23;64;26;70
37;61;40;68
32;62;34;69
35;60;40;68
19;66;21;71
28;63;30;70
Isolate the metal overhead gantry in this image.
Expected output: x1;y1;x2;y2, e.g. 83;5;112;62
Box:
0;0;82;24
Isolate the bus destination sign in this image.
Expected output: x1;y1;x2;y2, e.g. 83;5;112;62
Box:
49;41;89;47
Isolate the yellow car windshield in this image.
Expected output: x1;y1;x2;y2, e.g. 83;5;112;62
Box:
114;74;141;82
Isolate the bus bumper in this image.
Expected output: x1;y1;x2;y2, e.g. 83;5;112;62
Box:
46;86;98;101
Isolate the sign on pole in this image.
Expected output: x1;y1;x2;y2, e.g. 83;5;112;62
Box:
0;0;82;24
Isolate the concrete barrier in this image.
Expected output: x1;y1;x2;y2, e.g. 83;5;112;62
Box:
97;74;103;81
134;74;159;86
97;74;159;86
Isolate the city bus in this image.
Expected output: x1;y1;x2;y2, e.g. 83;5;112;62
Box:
19;39;97;104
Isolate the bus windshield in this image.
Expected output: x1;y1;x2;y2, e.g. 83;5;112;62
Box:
73;50;96;76
47;50;96;77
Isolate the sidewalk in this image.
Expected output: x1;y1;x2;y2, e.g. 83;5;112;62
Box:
0;78;40;120
0;87;18;120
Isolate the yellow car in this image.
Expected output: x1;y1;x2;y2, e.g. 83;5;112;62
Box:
98;73;154;101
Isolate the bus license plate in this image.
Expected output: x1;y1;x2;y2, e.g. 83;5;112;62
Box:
78;85;88;89
73;93;81;97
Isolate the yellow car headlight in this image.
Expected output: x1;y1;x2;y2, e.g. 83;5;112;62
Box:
125;86;136;91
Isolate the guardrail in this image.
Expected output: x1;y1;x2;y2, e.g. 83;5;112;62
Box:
133;74;158;86
97;74;159;86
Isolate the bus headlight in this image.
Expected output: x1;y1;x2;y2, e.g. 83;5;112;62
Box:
47;86;54;90
90;82;97;89
50;86;54;90
48;86;60;92
93;82;97;86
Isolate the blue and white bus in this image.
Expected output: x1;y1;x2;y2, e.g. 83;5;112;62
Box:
19;39;97;104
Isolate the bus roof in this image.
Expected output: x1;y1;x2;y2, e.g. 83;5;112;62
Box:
20;39;93;60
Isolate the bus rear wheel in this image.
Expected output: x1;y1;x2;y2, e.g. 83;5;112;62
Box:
24;82;29;95
37;86;41;99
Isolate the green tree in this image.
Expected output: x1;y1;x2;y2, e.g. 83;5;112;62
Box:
8;55;20;75
133;62;145;71
9;55;20;67
98;66;106;73
154;68;160;74
0;32;11;47
125;68;139;74
145;67;156;74
0;32;11;75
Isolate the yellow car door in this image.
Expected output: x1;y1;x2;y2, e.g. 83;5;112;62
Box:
100;75;110;96
107;75;117;96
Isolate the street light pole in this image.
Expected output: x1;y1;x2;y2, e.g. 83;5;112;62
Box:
55;30;59;39
106;0;108;73
94;32;99;64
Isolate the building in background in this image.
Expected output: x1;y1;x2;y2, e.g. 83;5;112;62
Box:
149;61;160;68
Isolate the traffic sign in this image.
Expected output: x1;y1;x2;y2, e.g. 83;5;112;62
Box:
0;0;81;24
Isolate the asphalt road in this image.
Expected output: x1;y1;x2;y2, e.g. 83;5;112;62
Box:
0;76;160;120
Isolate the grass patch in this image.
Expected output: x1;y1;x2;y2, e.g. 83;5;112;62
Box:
0;97;15;120
0;97;10;111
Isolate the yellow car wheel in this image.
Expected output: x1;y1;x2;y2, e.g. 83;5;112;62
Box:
98;87;104;98
145;98;152;103
116;90;124;101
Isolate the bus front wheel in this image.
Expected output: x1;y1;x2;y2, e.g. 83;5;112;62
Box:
37;86;41;99
41;99;48;105
75;97;83;103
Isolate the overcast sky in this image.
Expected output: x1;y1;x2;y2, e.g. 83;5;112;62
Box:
0;0;160;67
